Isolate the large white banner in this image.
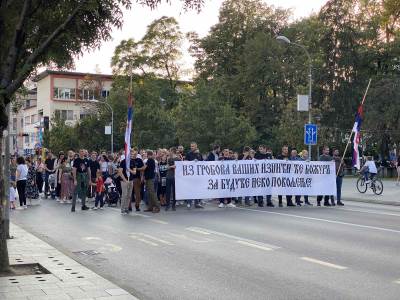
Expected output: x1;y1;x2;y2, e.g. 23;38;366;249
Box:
175;160;336;200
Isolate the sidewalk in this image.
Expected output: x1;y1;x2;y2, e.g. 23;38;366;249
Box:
341;177;400;206
0;223;139;300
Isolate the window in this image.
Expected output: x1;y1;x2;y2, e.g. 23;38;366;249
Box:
21;119;23;127
24;116;30;125
25;99;31;108
55;110;74;120
24;135;29;143
12;118;17;131
30;134;35;143
53;87;76;100
101;90;110;99
31;114;37;124
80;113;91;120
81;89;96;100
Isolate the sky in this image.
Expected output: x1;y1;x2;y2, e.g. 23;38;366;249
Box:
74;0;328;75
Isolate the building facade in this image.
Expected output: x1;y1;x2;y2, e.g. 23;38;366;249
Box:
9;70;112;155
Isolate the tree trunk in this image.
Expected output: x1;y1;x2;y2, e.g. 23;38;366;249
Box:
0;130;10;272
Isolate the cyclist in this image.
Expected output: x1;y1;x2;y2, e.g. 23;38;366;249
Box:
360;156;377;183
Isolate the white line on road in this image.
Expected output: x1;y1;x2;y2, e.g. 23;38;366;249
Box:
394;280;400;284
237;240;272;251
110;208;151;218
236;207;400;234
186;228;211;235
186;227;281;250
167;233;213;243
301;257;348;270
82;237;102;241
138;233;174;245
129;235;158;246
334;207;400;217
149;219;169;225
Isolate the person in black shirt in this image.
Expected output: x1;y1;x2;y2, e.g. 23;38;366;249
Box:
71;149;91;212
218;149;236;208
88;151;100;199
118;154;136;214
158;154;168;206
317;146;334;206
44;152;56;198
276;145;295;207
254;145;274;207
143;151;160;213
131;148;145;212
185;142;204;209
238;146;252;206
206;145;220;161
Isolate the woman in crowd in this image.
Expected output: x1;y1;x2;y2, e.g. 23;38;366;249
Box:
35;157;45;194
59;158;73;203
55;152;65;199
100;154;110;180
25;157;40;205
16;156;28;209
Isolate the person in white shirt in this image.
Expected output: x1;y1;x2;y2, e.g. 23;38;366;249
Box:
361;156;377;183
16;156;29;209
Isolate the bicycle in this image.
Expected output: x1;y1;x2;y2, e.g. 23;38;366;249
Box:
356;171;384;195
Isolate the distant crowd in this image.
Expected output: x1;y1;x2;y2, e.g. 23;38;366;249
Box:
10;142;400;213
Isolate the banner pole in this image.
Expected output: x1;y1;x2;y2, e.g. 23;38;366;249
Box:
336;79;372;176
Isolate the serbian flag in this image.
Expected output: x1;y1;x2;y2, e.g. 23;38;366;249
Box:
124;92;133;176
352;105;363;169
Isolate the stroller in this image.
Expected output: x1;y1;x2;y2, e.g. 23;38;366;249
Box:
48;173;57;199
104;177;120;206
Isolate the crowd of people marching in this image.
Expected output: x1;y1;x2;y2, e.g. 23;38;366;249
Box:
10;143;350;213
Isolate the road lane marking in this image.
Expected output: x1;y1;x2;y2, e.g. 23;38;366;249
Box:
99;243;123;252
394;280;400;284
334;207;400;217
149;219;169;225
186;227;280;250
110;208;151;218
236;207;400;234
129;235;158;246
138;233;174;245
82;237;102;241
237;240;272;251
186;228;211;235
301;257;347;270
167;233;213;243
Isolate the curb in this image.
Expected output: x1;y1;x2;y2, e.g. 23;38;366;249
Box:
344;197;400;206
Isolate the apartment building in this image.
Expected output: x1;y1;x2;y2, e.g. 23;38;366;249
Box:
9;70;113;155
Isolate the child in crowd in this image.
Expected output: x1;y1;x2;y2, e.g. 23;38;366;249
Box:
92;170;105;210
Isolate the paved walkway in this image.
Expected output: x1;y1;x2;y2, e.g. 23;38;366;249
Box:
341;177;400;206
0;223;138;300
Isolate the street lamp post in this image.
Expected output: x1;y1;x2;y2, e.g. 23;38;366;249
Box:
276;35;313;160
91;100;114;154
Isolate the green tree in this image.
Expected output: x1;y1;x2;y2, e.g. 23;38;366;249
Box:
112;16;184;89
174;83;257;151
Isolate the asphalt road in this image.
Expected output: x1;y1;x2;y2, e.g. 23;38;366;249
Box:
10;197;400;300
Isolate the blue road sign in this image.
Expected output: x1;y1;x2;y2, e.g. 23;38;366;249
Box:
304;124;318;145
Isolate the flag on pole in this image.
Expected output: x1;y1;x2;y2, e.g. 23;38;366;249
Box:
352;105;363;169
124;91;133;176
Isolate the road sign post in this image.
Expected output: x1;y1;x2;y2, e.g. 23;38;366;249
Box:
304;124;318;146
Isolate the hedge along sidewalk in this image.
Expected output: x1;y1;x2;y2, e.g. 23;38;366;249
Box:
0;223;139;300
